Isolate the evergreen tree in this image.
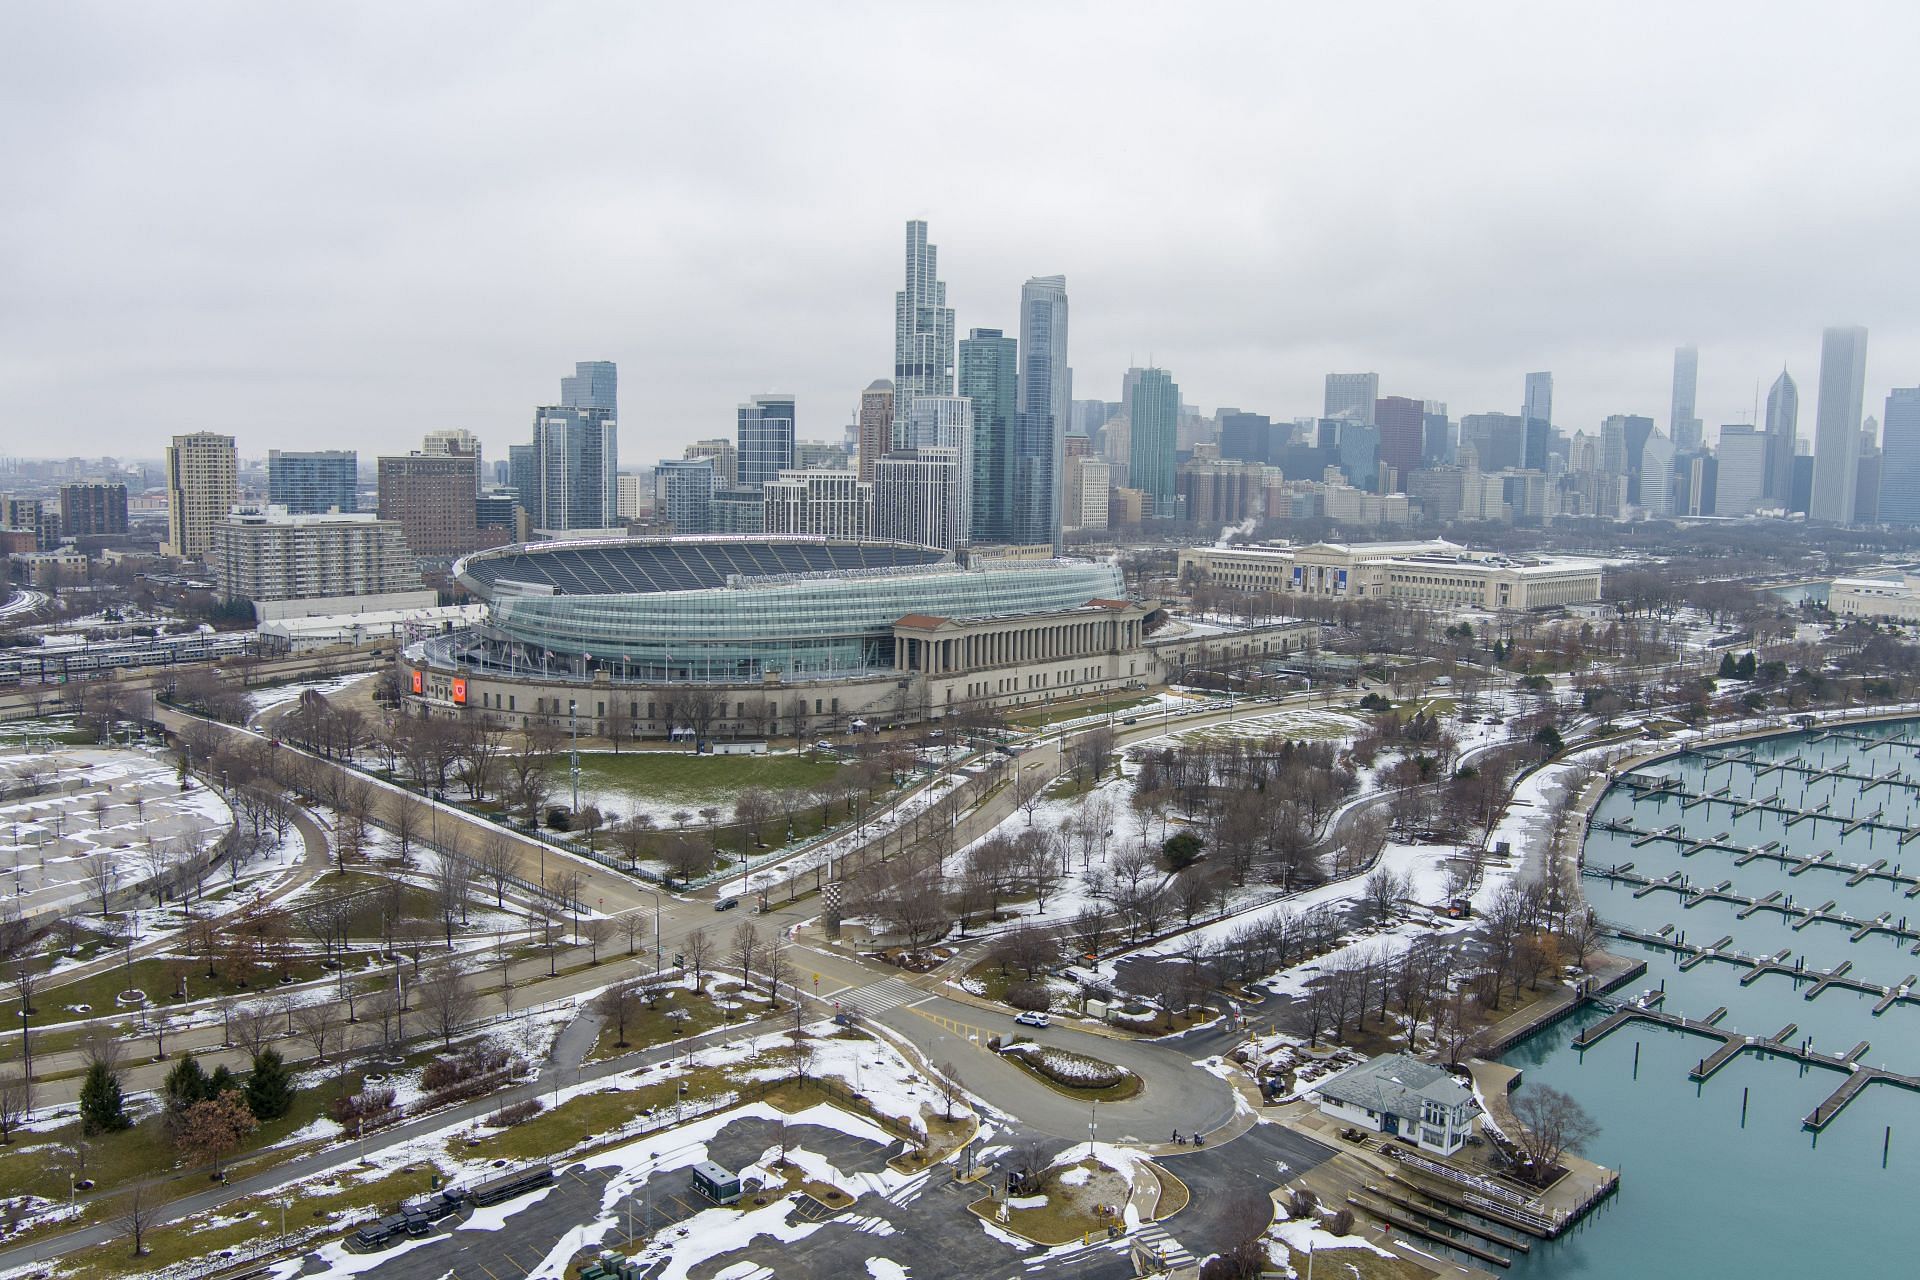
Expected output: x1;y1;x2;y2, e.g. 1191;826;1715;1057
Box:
244;1048;295;1122
1737;651;1758;680
162;1054;210;1136
206;1064;238;1095
79;1060;129;1135
1718;653;1737;678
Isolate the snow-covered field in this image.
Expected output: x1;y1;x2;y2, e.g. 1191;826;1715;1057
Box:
246;672;376;720
0;744;234;920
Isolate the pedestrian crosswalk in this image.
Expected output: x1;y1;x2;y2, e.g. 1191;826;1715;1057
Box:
833;976;927;1017
1131;1223;1198;1272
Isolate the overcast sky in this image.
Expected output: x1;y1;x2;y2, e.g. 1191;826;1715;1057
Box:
4;2;1918;467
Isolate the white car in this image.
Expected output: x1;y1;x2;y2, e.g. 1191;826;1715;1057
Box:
1014;1011;1050;1028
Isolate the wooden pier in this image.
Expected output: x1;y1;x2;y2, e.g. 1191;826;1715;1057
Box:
1572;993;1920;1130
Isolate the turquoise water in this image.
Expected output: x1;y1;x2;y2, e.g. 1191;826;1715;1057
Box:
1500;721;1920;1276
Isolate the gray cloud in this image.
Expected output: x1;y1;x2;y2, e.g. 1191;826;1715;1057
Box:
3;1;1917;465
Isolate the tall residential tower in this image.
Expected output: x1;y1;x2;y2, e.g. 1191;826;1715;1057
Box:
1015;275;1070;550
1810;326;1869;523
893;221;955;442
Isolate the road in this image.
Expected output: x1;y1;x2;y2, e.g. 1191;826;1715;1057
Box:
0;691;1344;1259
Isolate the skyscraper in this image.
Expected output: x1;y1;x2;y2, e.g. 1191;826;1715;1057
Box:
893;221;954;441
1128;368;1180;513
1712;426;1766;514
164;431;238;558
1374;396;1424;489
1810;325;1869;522
1670;346;1703;451
508;444;539;516
524;361;618;531
560;361;618;412
656;457;716;535
958;329;1017;544
267;450;357;515
1015;275;1070;550
737;395;797;491
905;395;974;547
874;448;963;551
1522;372;1553;470
532;406;618;530
1639;432;1675;516
1422;402;1452;466
1879;388;1920;526
855;380;894;484
1324;373;1379;425
1764;369;1799;507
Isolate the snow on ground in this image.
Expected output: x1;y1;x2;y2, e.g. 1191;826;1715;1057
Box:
245;672;376;719
0;743;235;920
1270;1210;1396;1260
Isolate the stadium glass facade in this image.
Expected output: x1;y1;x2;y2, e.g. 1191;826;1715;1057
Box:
445;537;1123;685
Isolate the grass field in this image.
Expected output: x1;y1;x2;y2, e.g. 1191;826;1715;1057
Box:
575;751;847;806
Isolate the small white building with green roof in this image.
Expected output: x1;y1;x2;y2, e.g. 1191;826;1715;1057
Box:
1313;1052;1480;1156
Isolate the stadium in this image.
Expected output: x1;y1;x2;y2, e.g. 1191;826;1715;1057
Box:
403;536;1315;738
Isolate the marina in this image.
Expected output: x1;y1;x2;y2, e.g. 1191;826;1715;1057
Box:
1497;715;1920;1276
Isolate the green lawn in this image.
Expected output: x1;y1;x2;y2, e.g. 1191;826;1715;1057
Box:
584;986;750;1062
26;954;337;1029
576;751;847;806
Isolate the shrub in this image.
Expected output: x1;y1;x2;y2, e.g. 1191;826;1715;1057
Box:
1002;1043;1129;1090
1287;1188;1318;1219
329;1086;398;1137
1162;831;1204;869
1006;982;1052;1012
1327;1207;1355;1236
487;1099;542;1128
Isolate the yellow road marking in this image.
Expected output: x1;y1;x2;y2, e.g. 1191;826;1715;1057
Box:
907;1006;994;1042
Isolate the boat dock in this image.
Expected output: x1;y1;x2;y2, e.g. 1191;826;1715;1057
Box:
1597;921;1920;1008
1572;992;1920;1130
1584;864;1920;950
1589;818;1920;894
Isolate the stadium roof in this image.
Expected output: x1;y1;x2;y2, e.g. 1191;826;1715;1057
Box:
459;538;949;598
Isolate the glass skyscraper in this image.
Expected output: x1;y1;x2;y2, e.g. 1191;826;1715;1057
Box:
561;361;618;412
959;328;1017;544
533;407;618;530
267;449;356;514
1015;275;1069;550
893;221;954;442
1879;388;1920;526
737;395;796;491
1128;367;1180;512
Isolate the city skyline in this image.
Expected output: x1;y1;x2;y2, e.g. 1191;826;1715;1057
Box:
4;6;1918;464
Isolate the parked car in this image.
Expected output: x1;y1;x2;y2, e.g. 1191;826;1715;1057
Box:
715;896;740;911
1014;1011;1050;1028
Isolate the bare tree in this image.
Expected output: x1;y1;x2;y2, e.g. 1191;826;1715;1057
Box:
117;1185;155;1258
761;944;791;1009
620;910;647;959
730;921;761;989
232;1000;277;1058
291;1002;339;1064
593;983;646;1049
683;926;712;992
0;1073;29;1144
582;917;612;965
85;855;121;916
415;965;479;1048
473;833;518;907
1509;1085;1602;1182
1363;866;1411;927
933;1059;962;1122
